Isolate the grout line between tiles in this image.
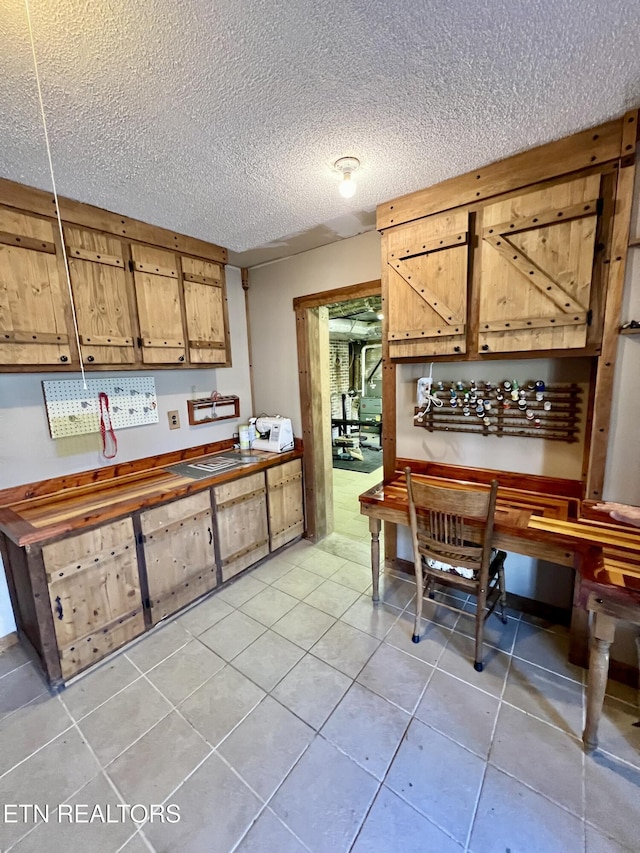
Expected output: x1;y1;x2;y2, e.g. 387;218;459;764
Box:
0;659;31;682
0;693;75;781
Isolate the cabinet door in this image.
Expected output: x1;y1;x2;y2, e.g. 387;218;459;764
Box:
43;518;144;679
0;208;72;366
267;460;304;551
478;175;600;354
214;472;269;581
64;226;137;365
140;491;216;624
131;245;186;364
386;210;469;358
182;256;231;365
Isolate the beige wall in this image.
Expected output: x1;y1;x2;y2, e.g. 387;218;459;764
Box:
0;266;253;637
247;231;382;432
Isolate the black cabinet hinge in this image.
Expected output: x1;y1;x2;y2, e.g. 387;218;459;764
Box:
587;309;593;326
596;197;604;216
128;259;135;272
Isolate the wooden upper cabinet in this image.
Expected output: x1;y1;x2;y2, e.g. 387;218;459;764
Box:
182;256;231;365
477;175;600;354
0;208;72;366
64;225;137;365
386;210;469;358
131;244;186;364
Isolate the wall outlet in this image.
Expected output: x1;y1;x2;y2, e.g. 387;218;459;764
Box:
168;410;180;430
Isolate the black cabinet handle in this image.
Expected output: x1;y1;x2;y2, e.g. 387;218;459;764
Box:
454;346;461;353
55;596;63;620
87;355;95;363
178;355;185;362
60;355;68;363
481;344;490;351
208;526;213;545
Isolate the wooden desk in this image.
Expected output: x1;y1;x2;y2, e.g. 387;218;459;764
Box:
359;462;640;749
575;555;640;751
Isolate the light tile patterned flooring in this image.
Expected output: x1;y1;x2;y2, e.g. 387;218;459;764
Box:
1;465;639;852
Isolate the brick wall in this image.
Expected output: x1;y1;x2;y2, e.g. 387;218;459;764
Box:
329;339;353;418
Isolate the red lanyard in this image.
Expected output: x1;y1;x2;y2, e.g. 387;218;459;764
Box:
98;392;117;459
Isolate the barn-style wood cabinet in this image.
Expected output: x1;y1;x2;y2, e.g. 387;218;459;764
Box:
0;445;305;687
267;459;305;550
214;472;270;582
0;178;231;371
140;491;217;625
0;209;72;366
379;115;636;364
42;518;144;680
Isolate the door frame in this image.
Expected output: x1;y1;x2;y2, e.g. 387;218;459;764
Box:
293;279;384;541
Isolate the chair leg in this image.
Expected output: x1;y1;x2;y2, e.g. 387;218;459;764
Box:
474;588;487;672
497;555;508;625
412;567;424;643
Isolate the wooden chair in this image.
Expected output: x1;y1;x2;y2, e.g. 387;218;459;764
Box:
405;467;507;672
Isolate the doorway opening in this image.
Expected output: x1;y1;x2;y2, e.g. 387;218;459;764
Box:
328;296;383;474
293;280;382;542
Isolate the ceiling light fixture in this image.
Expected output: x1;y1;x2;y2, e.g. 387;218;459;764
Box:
334;157;360;198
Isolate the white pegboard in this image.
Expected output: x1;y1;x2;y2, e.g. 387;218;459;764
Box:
42;377;158;439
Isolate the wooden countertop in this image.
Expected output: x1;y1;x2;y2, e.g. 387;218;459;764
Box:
0;442;303;548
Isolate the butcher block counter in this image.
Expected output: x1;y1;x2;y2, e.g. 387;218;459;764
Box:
0;440;305;687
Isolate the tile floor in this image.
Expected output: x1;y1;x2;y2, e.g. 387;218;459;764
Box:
1;464;639;852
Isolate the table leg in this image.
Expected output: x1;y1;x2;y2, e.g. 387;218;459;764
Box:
583;610;616;752
369;517;381;604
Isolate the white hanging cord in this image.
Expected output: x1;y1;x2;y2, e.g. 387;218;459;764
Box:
24;0;86;389
414;363;443;422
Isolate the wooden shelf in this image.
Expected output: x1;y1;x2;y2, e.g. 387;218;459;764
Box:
628;237;640;248
187;395;240;425
620;327;640;336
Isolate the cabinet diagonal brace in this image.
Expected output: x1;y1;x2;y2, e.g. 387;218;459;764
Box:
482;199;599;239
1;331;69;345
389;230;468;260
221;538;269;567
0;231;55;253
480;314;587;333
483;233;585;313
142;508;212;540
389;325;465;341
79;334;132;347
45;539;135;580
389;259;464;325
57;606;143;654
67;247;124;267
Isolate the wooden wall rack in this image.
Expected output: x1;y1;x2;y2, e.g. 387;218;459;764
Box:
414;382;582;442
187;395;240;425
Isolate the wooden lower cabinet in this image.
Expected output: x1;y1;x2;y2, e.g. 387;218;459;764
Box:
214;472;270;581
42;518;144;680
267;459;304;550
140;491;216;625
2;453;305;687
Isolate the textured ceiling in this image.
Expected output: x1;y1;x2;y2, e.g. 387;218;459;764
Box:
1;0;639;267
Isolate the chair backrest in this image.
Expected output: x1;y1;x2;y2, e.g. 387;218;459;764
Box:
405;467;499;576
